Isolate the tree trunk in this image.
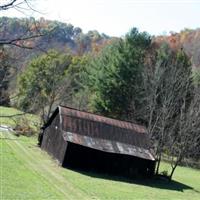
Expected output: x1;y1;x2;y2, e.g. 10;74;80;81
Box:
169;163;178;181
156;152;161;174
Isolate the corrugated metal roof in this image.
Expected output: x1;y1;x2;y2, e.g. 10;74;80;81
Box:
63;131;155;161
59;106;146;134
57;106;155;161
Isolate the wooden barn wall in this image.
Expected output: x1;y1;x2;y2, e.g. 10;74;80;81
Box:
41;114;67;164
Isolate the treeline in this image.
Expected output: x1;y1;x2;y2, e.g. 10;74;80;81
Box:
2;17;200;68
1;17;200;179
0;17;111;54
154;28;200;68
0;17;113;107
14;28;200;180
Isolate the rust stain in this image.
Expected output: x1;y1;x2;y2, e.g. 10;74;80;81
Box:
60;106;146;134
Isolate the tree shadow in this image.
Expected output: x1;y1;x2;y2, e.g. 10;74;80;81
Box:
62;142;197;193
65;166;195;192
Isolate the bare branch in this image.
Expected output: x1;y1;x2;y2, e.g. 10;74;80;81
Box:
0;32;45;49
0;0;18;10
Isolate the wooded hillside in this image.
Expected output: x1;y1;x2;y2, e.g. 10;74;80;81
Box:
1;17;200;180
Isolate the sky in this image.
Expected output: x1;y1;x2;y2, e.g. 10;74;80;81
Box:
0;0;200;36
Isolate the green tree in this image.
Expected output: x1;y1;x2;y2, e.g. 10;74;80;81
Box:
89;28;151;120
0;47;12;106
17;50;72;123
65;54;92;109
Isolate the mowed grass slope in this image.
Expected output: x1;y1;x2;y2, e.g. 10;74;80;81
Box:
1;107;200;200
0;106;40;130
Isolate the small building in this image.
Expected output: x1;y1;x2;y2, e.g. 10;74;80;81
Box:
40;106;156;177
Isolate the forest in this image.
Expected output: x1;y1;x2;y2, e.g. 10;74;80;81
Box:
0;17;200;180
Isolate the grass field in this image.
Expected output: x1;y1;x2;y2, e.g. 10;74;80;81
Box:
0;106;40;130
1;107;200;200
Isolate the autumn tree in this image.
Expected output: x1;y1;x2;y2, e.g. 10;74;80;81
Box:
0;1;45;48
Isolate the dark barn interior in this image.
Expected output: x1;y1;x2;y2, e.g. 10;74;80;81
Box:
40;106;156;179
63;142;155;177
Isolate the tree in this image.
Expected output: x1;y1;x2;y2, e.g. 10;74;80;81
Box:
0;2;48;107
0;0;27;10
17;50;72;123
0;47;12;105
0;17;46;49
88;28;151;120
167;86;200;179
165;68;200;179
145;44;194;179
0;1;45;48
66;55;91;110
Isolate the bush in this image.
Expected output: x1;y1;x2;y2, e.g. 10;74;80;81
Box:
160;170;169;177
13;116;39;137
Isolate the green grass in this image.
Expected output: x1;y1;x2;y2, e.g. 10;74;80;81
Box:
1;131;200;200
1;106;200;199
0;106;40;131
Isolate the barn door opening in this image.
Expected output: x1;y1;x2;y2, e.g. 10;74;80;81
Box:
62;142;155;178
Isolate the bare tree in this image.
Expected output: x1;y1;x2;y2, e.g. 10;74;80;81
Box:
167;86;200;179
0;0;50;49
0;0;41;14
0;0;26;10
145;44;194;178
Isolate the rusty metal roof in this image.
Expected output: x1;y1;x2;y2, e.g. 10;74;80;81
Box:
59;106;146;134
50;106;155;161
63;131;155;161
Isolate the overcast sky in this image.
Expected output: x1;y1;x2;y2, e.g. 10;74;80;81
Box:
1;0;200;36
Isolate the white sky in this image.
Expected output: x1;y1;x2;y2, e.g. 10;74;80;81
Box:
1;0;200;36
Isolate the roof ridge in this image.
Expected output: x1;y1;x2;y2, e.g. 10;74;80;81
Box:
59;105;147;134
59;105;145;127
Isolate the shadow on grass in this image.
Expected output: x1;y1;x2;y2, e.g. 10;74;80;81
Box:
65;166;194;192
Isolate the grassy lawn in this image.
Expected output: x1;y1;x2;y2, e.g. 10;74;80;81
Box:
1;107;200;199
0;106;40;130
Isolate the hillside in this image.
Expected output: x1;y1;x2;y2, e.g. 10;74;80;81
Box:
0;17;111;53
0;17;115;104
0;17;113;76
1;17;200;72
0;130;200;199
154;28;200;68
0;107;200;200
1;17;200;69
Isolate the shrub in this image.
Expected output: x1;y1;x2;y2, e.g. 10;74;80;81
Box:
13;116;39;137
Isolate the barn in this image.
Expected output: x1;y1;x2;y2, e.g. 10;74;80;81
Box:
39;106;156;177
